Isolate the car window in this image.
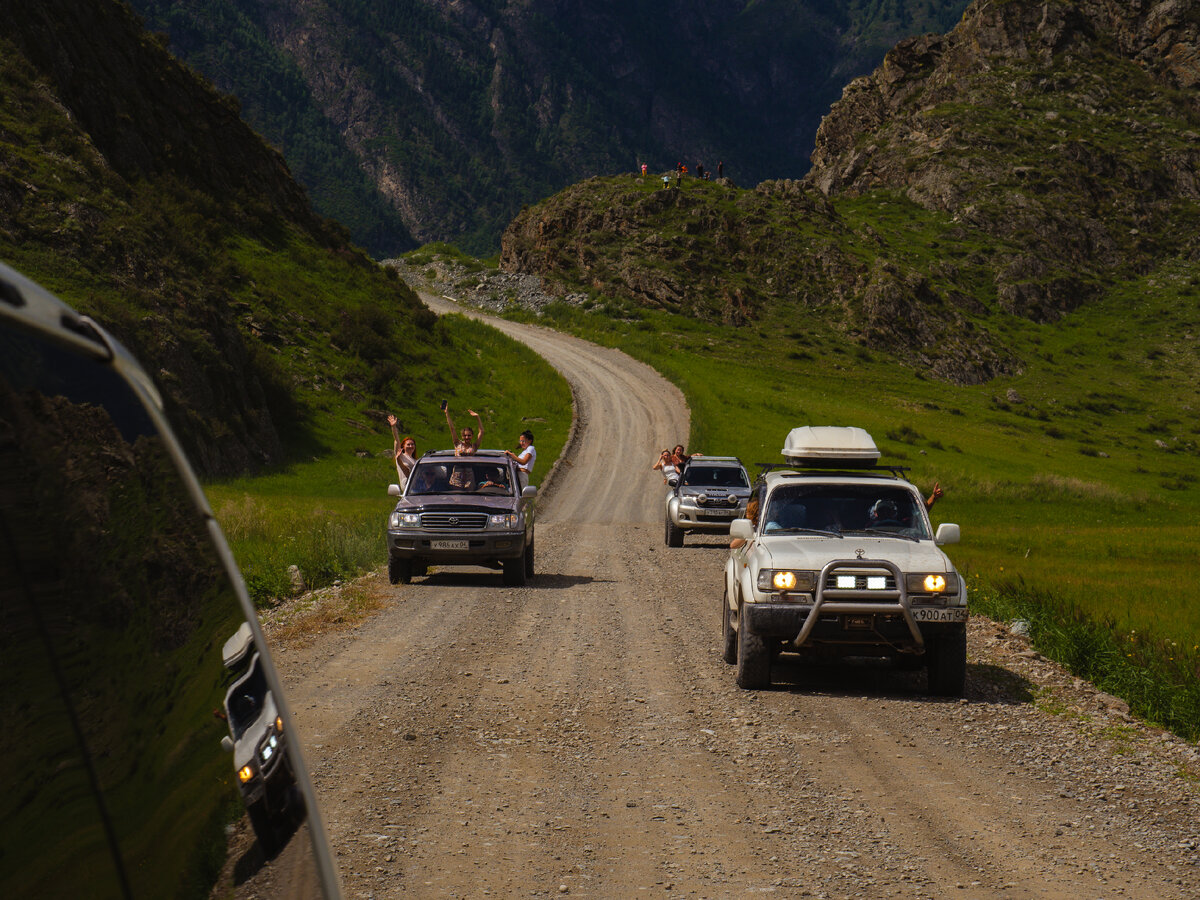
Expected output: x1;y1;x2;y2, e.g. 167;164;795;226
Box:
407;461;514;495
0;296;338;897
762;483;929;539
682;466;748;488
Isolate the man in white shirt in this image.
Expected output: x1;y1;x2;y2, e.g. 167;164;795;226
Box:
505;430;536;488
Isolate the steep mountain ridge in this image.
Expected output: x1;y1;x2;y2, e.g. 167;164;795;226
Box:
499;0;1200;381
1;0;434;476
129;0;971;253
807;0;1200;321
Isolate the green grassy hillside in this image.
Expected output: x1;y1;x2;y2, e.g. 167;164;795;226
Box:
1;2;572;600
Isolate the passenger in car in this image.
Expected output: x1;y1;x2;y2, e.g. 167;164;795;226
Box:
652;448;675;483
387;413;417;488
445;405;484;454
504;430;536;487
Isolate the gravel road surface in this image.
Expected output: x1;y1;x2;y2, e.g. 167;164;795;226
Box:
259;297;1199;899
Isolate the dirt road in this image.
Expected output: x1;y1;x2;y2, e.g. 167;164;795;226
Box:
268;298;1199;898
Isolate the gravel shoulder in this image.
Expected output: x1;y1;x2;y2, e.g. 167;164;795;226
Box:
263;296;1199;898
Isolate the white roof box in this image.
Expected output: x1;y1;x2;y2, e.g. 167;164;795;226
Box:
222;621;255;670
782;426;880;467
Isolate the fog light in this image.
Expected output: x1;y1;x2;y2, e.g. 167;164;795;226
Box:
836;575;856;589
867;576;886;590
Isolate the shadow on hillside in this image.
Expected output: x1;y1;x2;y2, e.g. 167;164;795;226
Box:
764;655;1035;705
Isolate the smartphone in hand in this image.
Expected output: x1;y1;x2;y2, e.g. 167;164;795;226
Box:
440;399;448;411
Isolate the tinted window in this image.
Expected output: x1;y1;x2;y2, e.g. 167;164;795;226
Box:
763;483;929;539
683;465;749;488
0;322;330;896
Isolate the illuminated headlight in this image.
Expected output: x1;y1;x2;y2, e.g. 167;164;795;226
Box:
390;511;421;529
488;513;519;529
237;764;256;784
261;732;279;763
906;572;959;594
758;569;815;592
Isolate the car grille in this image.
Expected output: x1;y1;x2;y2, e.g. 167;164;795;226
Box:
421;512;489;530
697;493;740;507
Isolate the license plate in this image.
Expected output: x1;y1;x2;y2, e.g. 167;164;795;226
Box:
912;607;968;622
701;510;736;518
431;539;469;550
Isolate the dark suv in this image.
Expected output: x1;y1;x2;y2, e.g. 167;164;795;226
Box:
386;450;536;586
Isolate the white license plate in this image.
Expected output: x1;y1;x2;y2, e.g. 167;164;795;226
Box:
912;607;968;622
431;539;469;551
701;510;736;518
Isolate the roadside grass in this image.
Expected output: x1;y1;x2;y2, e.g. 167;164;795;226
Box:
206;313;572;606
495;249;1200;741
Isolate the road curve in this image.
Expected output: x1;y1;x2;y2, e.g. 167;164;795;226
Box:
420;292;688;524
259;298;1200;900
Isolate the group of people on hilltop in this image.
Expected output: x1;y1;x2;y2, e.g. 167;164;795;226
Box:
386;404;536;491
641;160;725;189
651;444;700;483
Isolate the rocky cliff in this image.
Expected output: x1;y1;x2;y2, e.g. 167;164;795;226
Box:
806;0;1200;320
128;0;970;253
500;0;1200;383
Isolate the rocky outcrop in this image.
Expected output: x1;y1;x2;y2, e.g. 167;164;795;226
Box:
806;0;1200;321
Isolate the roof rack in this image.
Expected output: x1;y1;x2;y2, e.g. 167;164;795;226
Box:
754;462;910;479
421;448;508;458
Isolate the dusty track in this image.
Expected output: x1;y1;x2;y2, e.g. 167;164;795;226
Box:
268;298;1199;898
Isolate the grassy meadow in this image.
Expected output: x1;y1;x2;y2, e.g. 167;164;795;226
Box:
496;244;1200;739
206;309;572;605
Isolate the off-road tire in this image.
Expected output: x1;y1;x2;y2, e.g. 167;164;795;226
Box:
735;603;771;689
720;588;737;664
502;554;526;587
523;537;535;578
926;626;967;697
388;556;412;585
247;800;283;858
665;517;684;548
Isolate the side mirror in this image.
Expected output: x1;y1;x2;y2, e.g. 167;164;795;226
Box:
388;483;401;497
666;474;680;488
221;735;234;753
935;523;961;545
729;518;753;541
521;485;538;499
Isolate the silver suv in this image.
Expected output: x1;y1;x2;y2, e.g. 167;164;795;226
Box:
386;450;536;586
665;456;751;546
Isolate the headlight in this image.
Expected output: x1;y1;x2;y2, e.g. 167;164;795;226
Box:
237;764;255;784
906;572;959;594
757;569;816;592
274;716;284;733
488;513;519;529
390;511;421;529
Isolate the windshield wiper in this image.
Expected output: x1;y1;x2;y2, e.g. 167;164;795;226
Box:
771;527;843;538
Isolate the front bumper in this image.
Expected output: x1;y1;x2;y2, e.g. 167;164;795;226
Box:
669;504;745;532
388;529;527;562
744;558;966;651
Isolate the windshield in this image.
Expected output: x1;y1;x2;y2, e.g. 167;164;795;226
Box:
227;656;270;739
762;483;930;540
682;465;748;488
407;460;514;496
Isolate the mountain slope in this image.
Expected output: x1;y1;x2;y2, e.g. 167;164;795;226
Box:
499;0;1200;382
0;0;435;475
127;0;971;254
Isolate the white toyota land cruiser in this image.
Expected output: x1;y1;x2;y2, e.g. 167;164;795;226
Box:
722;426;967;695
